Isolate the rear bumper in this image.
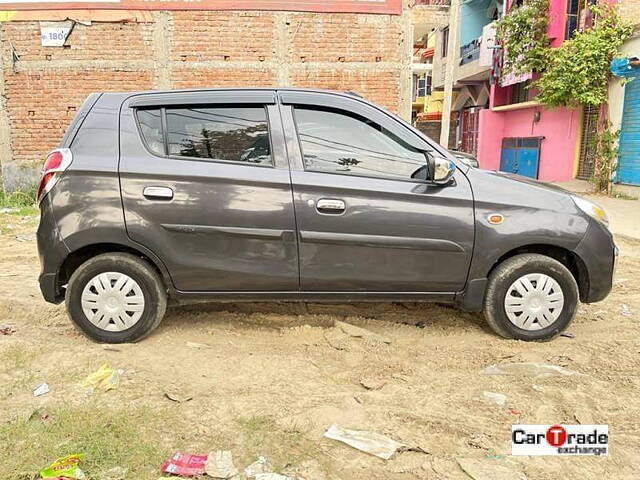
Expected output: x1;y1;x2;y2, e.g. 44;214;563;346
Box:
574;219;616;303
39;272;64;304
37;196;69;304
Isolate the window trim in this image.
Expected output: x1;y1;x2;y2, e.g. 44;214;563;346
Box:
134;104;276;169
134;107;166;158
291;105;434;184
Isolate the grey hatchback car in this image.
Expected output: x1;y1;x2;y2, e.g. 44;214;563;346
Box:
37;88;617;343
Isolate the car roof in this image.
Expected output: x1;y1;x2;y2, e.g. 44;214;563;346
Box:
101;87;361;99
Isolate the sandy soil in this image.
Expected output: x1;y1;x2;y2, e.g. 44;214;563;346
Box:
0;211;639;479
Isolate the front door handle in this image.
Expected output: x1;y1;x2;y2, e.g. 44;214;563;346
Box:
316;198;346;214
143;186;174;200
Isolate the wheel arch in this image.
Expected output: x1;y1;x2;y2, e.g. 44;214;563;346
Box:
487;244;589;302
58;242;171;293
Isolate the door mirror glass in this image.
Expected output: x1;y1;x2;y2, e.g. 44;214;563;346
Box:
432;156;456;185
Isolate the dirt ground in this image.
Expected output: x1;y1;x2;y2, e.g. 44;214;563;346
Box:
0;198;639;479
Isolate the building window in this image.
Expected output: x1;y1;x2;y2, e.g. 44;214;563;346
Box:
511;80;530;104
412;74;432;102
566;0;597;39
441;27;449;58
565;0;580;39
418;76;432;97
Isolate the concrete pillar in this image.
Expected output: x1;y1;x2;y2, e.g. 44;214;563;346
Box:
439;0;459;147
274;13;290;86
0;26;14;192
399;10;414;122
152;11;172;89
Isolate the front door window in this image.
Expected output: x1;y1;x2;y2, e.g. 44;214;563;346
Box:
294;107;427;181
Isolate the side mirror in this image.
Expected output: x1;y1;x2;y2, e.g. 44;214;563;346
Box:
431;156;456;185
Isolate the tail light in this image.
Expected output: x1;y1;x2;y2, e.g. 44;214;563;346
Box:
37;148;73;204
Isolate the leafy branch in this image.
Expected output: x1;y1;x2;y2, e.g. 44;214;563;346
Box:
495;0;550;77
535;5;633;107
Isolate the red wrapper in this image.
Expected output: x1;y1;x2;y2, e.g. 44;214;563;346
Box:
161;452;208;476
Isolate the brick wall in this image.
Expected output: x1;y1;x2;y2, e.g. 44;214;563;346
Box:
0;6;447;190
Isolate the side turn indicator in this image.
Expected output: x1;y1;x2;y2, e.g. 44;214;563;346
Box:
488;214;504;225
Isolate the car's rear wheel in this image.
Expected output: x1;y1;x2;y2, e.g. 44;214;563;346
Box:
65;252;167;343
483;253;579;341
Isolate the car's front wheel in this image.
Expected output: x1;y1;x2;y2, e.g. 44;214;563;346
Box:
65;252;167;343
483;253;579;341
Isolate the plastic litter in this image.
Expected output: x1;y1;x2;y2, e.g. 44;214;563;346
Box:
0;325;15;335
254;474;291;480
40;454;86;479
102;345;122;352
161;452;207;476
101;466;128;480
164;389;193;403
323;424;405;460
80;364;121;393
483;362;578;377
186;341;212;349
621;304;632;317
245;456;273;477
457;457;527;480
335;320;391;344
482;391;507;405
204;450;238;479
27;408;50;422
33;383;50;397
15;232;36;242
360;378;385;391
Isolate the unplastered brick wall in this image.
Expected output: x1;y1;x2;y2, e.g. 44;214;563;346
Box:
0;6;447;189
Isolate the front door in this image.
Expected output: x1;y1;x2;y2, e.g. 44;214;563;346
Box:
280;95;475;293
460;106;480;156
119;91;298;291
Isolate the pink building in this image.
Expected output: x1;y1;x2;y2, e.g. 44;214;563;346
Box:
476;0;595;181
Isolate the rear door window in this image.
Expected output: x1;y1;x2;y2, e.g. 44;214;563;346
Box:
167;106;272;165
136;105;273;166
136;108;164;156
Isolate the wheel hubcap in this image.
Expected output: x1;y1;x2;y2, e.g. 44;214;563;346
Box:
81;272;145;332
504;273;564;331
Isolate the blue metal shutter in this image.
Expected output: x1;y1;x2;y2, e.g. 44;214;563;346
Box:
618;78;640;185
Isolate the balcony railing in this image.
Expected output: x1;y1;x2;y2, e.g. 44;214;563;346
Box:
459;38;481;65
414;0;451;6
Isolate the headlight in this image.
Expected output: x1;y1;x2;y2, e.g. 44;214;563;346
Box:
571;195;609;226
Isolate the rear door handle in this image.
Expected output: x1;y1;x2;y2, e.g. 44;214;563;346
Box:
143;186;174;200
316;198;346;214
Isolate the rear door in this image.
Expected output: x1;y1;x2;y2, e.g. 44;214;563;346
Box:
279;91;475;293
119;90;298;291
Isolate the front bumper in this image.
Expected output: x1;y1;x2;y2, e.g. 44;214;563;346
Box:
574;219;616;303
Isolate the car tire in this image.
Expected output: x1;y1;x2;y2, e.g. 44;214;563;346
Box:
483;253;579;341
65;252;167;343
